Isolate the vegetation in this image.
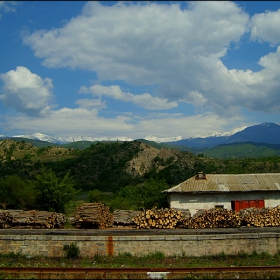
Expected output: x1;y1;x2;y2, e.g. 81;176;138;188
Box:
27;166;78;213
107;178;169;211
0;175;33;210
63;243;80;259
202;142;280;158
1;138;280;213
1;250;280;268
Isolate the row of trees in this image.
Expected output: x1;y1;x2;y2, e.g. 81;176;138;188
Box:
0;165;169;213
88;178;169;211
0;167;77;213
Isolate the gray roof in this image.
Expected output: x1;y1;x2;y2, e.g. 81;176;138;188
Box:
163;173;280;193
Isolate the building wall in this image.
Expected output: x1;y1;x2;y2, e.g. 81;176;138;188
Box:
0;232;280;258
168;191;280;216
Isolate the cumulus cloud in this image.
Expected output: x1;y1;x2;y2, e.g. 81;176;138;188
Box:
75;98;106;109
21;1;280;119
250;9;280;45
80;84;178;110
228;45;280;112
0;66;54;117
22;1;250;116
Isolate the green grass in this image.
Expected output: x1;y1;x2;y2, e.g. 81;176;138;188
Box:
1;250;280;268
1;251;280;279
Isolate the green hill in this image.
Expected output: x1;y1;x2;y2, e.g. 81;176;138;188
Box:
1;138;280;195
202;142;280;158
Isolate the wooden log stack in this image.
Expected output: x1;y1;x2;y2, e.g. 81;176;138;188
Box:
239;205;280;227
113;210;141;227
132;208;188;229
0;210;66;229
71;203;113;229
183;208;242;229
0;210;14;228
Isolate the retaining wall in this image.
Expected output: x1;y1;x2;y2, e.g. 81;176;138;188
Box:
0;231;280;258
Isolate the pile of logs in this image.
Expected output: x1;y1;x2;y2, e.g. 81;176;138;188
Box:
132;208;189;229
183;208;242;229
240;205;280;227
0;210;66;229
0;210;13;228
71;203;113;229
113;210;141;227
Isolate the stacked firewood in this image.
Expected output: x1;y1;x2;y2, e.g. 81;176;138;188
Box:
183;208;242;229
240;205;280;227
132;208;188;229
71;203;113;229
0;210;14;228
0;210;66;229
113;210;141;227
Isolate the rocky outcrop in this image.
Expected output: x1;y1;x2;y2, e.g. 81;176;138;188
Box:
126;142;186;176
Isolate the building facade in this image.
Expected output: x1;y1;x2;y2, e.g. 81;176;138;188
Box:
163;172;280;216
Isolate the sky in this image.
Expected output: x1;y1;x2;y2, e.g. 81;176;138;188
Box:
1;1;280;140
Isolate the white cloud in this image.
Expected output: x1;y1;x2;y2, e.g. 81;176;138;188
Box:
20;1;280;120
82;84;178;110
0;66;54;117
2;106;243;139
22;1;250;116
75;98;106;109
228;46;280;112
0;1;16;13
250;9;280;45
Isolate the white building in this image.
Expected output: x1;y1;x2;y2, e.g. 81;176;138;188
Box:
163;172;280;216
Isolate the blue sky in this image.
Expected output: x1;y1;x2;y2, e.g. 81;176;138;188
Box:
1;1;280;140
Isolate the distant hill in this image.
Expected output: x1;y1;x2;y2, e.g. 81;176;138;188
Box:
2;122;280;158
2;138;280;195
201;142;280;159
2;137;57;148
166;122;280;148
227;122;280;144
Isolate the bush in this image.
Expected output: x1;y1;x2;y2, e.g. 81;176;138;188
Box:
149;251;165;261
63;242;80;259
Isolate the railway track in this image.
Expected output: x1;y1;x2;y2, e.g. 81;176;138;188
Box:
1;266;280;279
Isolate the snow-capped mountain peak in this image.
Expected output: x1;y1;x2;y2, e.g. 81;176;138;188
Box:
12;133;134;144
4;123;278;145
144;135;183;143
13;133;60;143
203;125;248;138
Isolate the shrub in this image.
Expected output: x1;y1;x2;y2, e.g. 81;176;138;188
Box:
63;242;80;259
149;251;165;261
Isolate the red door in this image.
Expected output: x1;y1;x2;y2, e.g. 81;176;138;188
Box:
231;200;265;211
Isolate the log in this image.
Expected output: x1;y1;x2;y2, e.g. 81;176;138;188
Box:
183;208;242;229
239;205;280;227
132;208;188;229
71;203;113;229
113;210;141;227
0;210;66;229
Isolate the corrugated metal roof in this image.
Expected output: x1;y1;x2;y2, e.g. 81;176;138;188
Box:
163;173;280;193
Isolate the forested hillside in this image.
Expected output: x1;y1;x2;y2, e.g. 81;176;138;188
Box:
0;138;280;212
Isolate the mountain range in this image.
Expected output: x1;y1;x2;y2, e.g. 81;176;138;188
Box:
1;122;280;148
166;122;280;148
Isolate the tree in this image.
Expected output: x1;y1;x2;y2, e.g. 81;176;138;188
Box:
0;175;34;209
88;189;104;203
139;178;169;209
30;167;77;213
108;178;169;211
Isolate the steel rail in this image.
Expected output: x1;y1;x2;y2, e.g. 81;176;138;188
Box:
1;265;280;273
